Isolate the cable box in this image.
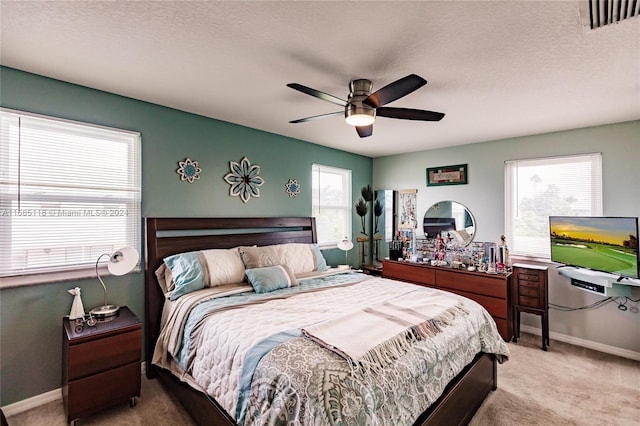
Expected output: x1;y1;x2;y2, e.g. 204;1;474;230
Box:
570;278;605;294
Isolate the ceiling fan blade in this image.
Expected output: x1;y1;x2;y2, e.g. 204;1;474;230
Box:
287;83;347;107
289;110;343;124
356;125;373;138
376;107;445;121
363;74;427;108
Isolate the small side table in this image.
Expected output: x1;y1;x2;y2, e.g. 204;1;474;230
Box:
62;306;142;425
512;264;549;351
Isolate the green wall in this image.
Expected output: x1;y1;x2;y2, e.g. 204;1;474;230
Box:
0;66;372;405
374;120;640;355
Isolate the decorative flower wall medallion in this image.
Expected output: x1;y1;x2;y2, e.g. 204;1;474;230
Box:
223;157;264;203
285;179;300;197
176;158;202;183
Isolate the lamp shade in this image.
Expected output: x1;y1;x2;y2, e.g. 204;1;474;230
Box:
107;246;139;276
337;239;354;251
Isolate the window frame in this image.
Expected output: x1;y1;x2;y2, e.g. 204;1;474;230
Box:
0;108;141;288
311;164;352;249
504;152;603;261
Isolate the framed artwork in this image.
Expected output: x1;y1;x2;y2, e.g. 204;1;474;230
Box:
176;158;202;183
426;164;468;186
398;189;417;229
223;157;264;203
285;179;301;197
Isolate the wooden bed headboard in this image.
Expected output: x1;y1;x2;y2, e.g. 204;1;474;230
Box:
143;217;317;377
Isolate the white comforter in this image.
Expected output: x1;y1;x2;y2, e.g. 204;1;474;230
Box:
153;272;510;425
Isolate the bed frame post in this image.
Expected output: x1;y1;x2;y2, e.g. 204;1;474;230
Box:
144;217;161;379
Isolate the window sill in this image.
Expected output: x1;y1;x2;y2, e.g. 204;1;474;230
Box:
0;265;141;289
510;255;554;265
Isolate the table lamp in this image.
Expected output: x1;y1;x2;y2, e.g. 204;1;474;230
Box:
337;237;354;268
90;246;139;318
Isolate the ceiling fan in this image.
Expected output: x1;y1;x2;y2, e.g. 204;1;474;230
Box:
287;74;445;138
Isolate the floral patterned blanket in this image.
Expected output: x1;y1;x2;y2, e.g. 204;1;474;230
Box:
153;272;510;426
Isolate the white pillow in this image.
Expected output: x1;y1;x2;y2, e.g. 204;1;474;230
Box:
156;247;247;300
199;248;246;286
239;243;328;276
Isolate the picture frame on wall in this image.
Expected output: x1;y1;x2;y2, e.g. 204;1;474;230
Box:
426;164;468;186
398;189;418;229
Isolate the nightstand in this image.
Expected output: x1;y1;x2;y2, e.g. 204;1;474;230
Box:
512;264;549;351
361;264;383;276
62;306;142;425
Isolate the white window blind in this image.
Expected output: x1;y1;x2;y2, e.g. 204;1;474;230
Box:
312;164;352;247
505;153;602;259
0;109;141;286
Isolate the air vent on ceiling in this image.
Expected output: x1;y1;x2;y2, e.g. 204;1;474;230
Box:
579;0;640;30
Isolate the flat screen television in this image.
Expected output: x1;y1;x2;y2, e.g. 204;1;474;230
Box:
423;217;456;237
549;216;639;279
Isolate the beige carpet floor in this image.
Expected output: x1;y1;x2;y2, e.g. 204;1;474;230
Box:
7;333;640;425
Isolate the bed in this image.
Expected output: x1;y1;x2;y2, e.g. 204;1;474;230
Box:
144;217;509;425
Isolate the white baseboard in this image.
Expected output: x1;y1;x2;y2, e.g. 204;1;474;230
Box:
1;362;147;417
1;388;61;417
520;324;640;361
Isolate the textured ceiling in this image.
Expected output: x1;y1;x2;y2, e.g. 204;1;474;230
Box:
1;1;639;158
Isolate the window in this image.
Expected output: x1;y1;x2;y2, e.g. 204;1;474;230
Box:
505;153;602;259
0;109;141;286
312;164;352;247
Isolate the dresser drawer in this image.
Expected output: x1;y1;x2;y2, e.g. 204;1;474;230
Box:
518;279;540;288
67;362;141;420
518;285;539;297
517;272;540;282
444;288;508;319
436;270;507;299
383;262;436;286
68;328;142;380
493;318;509;341
518;295;541;308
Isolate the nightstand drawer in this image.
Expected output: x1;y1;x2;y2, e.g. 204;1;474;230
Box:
518;279;540;288
517;272;540;282
68;328;142;380
518;295;540;308
67;362;140;420
518;285;539;297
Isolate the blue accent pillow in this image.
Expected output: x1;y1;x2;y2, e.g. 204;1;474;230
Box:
311;244;329;272
245;265;298;294
164;252;205;300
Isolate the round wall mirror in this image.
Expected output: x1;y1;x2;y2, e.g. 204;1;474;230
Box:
423;201;476;246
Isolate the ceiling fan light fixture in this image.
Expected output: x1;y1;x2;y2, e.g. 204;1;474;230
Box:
345;111;375;126
345;102;376;126
345;79;376;126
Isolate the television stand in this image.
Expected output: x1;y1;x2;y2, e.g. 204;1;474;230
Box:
557;267;634;296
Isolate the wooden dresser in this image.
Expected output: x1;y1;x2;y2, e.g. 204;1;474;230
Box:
62;306;142;425
512;263;549;351
383;260;513;341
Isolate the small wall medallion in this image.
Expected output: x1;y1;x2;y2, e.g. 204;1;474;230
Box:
176;158;202;183
285;179;301;197
223;157;264;203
